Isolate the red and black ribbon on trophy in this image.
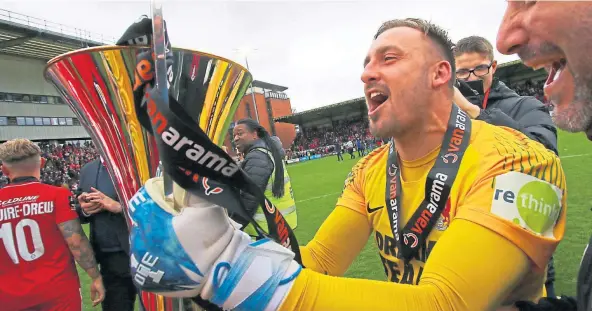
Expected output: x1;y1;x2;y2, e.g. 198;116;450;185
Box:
117;17;302;265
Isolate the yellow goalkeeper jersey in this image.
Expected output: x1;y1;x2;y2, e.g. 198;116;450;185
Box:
279;120;567;311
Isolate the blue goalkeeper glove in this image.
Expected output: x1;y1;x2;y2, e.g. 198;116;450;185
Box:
127;178;302;310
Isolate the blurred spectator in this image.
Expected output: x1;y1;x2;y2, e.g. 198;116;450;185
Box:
356;138;366;157
335;140;344;162
346;140;355;159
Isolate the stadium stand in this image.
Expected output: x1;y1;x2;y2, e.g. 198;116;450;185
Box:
0;9;113;190
0;8;114;143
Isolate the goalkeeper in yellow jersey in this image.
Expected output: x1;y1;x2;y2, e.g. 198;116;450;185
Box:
126;18;567;311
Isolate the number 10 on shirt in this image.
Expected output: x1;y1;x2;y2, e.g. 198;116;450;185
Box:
0;219;45;264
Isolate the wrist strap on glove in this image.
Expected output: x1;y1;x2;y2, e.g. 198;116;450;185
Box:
205;238;302;311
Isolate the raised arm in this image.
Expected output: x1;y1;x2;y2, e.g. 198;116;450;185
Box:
58;219;105;306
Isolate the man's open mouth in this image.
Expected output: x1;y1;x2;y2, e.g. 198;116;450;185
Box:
367;91;389;114
545;58;567;88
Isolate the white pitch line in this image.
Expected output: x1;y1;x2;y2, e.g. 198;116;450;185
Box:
561;153;592;159
296;192;342;203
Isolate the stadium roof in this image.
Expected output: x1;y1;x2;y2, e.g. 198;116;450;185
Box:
275;97;365;125
252;80;288;92
494;59;547;83
0;9;114;61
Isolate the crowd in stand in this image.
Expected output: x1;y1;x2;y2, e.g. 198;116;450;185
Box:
287;119;384;160
0;141;97;190
288;119;379;157
511;79;546;103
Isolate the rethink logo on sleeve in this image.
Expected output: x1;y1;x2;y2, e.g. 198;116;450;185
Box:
491;171;562;238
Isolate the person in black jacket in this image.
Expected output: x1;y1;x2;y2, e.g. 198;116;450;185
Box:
453;36;559;298
335;140;344;162
75;157;140;311
231;119;291;228
452;36;558;155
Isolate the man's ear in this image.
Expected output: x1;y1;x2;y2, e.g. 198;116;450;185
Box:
490;60;498;75
40;157;47;169
432;60;453;89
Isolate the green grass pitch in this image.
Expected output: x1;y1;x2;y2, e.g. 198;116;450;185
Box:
78;130;592;310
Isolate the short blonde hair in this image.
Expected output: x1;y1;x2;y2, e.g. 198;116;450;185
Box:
0;139;41;166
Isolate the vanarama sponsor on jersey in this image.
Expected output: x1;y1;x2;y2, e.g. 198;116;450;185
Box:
145;92;239;177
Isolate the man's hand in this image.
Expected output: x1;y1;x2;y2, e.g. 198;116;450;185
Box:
453;86;482;119
78;192;103;215
90;276;106;307
58;218;104;306
88;187;122;213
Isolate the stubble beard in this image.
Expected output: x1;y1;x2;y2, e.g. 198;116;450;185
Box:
553;71;592;133
369;115;401;140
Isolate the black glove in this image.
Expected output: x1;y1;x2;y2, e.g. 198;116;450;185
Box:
515;296;577;311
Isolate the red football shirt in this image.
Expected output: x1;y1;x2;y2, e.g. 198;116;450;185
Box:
0;180;80;309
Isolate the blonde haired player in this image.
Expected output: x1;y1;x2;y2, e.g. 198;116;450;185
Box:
0;139;105;310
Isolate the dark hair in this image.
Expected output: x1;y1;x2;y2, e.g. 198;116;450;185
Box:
374;18;456;88
453;36;494;62
237;118;285;198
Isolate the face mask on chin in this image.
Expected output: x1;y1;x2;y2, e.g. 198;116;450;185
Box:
457;79;485;97
457;79;486;108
